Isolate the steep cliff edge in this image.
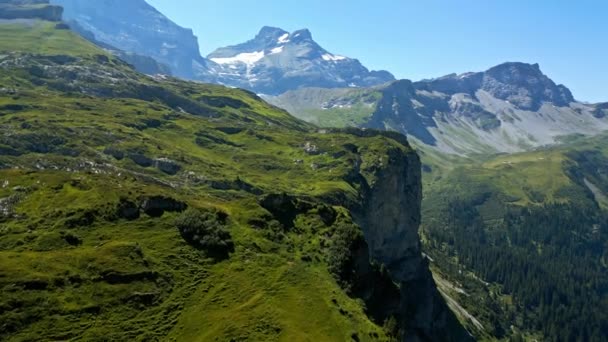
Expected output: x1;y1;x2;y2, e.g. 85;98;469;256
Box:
353;140;472;341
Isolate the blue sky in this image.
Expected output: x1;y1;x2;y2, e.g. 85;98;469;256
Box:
147;0;606;102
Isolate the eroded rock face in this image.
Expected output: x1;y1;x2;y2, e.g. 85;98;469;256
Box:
360;147;423;282
52;0;215;80
355;144;472;341
154;158;181;175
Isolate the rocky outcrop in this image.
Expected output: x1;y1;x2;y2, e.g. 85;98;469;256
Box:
594;102;608;118
153;158;181;175
480;62;574;111
0;0;63;21
353;140;472;341
359;147;423;282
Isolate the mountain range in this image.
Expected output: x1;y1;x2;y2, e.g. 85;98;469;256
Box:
270;62;607;154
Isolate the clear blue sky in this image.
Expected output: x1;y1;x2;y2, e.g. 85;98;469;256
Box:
147;0;606;103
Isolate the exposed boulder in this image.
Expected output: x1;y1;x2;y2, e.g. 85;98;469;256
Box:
103;146;125;160
153;158;181;175
128;153;153;167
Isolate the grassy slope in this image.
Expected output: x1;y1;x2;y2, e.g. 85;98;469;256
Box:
0;21;414;341
423;133;608;217
0;21;99;54
268;87;382;127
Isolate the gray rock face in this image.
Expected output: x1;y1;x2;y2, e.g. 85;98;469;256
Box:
208;26;395;95
66;19;172;75
416;62;574;111
480;62;574;111
51;0;215;80
360;147;423;283
594;102;608;118
356;144;471;341
366;80;439;146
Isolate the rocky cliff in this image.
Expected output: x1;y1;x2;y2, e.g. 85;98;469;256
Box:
51;0;215;80
352;140;471;341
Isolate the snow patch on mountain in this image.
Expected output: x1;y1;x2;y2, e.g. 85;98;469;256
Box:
211;51;265;66
270;46;284;54
322;54;347;62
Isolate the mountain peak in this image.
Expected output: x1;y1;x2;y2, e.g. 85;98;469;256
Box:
208;26;395;94
416;61;574;111
291;28;313;41
483;61;574;110
256;26;288;39
486;61;544;79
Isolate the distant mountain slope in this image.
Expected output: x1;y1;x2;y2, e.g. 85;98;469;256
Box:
51;0;216;80
270;62;607;155
208;26;395;95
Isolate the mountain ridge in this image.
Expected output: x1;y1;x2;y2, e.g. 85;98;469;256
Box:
269;61;607;155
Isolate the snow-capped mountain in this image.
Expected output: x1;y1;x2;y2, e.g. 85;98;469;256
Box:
208;26;395;95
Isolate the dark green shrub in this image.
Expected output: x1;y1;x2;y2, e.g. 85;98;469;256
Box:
326;222;365;288
174;208;234;260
